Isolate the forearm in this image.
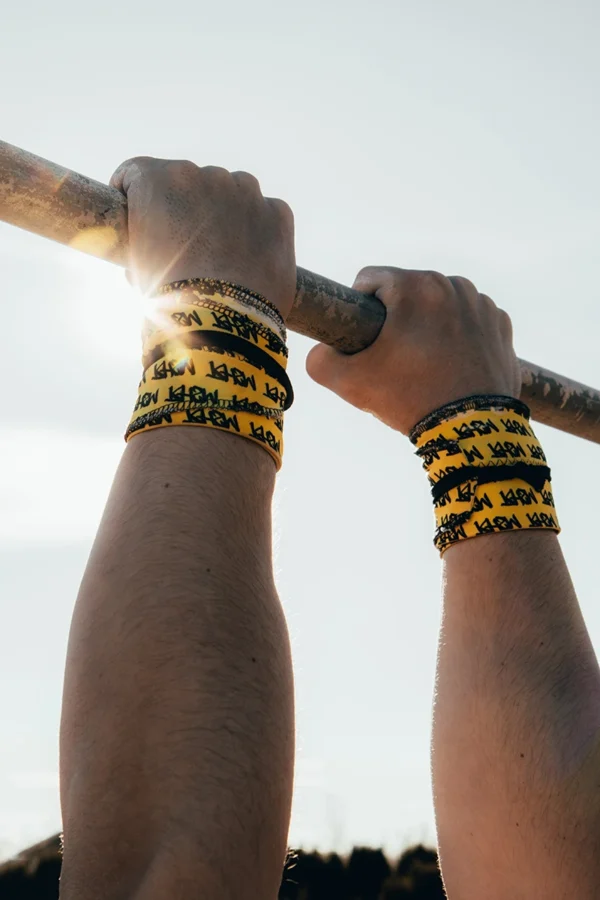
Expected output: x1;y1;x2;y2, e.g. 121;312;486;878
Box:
59;428;295;900
433;531;600;898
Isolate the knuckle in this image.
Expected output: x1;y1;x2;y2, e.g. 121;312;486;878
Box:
268;197;294;226
232;170;261;190
355;265;377;282
448;275;478;296
109;155;155;185
166;159;201;177
357;265;397;280
200;164;230;180
353;266;379;291
109;156;162;194
497;306;513;331
115;155;155;172
480;292;498;311
416;270;452;297
353;265;402;295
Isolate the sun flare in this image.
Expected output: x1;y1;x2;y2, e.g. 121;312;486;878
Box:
66;258;148;365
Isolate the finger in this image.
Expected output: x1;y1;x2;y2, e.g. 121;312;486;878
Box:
199;164;232;182
231;170;262;193
352;265;401;296
447;275;478;299
513;353;522;397
496;306;513;340
305;342;345;391
306;343;368;411
109;156;157;195
265;197;295;232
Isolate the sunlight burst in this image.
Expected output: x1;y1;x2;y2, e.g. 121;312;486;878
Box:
65;257;147;364
69;225;120;258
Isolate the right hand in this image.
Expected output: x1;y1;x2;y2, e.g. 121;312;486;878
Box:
306;266;521;435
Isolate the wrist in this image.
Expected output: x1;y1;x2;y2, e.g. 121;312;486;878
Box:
126;281;291;469
410;395;560;554
155;278;287;337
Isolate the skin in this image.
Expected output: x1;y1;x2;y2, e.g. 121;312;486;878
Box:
57;156;600;897
58;160;296;900
308;267;600;898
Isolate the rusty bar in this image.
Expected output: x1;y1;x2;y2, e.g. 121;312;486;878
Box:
519;363;600;443
1;138;600;444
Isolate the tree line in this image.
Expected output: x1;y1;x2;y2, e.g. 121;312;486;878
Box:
0;835;446;898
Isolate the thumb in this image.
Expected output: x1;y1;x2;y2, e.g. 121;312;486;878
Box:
109;156;156;195
305;342;346;392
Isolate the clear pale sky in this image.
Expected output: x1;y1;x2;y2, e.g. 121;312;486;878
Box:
2;0;600;862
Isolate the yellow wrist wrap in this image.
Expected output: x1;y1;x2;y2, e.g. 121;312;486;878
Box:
409;395;560;555
125;280;291;469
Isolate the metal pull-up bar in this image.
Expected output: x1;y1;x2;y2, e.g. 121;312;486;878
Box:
1;139;600;444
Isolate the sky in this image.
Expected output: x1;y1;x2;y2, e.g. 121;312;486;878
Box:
2;0;600;863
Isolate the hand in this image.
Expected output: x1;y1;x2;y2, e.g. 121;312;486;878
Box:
306;266;521;434
109;157;296;318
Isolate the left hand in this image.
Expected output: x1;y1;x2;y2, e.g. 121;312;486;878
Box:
109;157;297;319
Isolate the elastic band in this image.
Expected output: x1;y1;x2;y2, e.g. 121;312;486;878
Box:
409;395;531;443
142;330;294;411
143;295;288;361
126;286;292;469
411;397;559;554
430;462;552;503
126;407;284;468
